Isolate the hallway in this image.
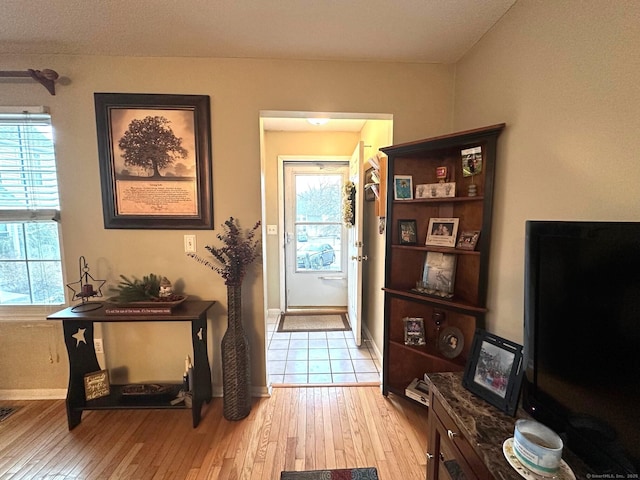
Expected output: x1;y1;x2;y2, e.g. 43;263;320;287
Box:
266;313;381;385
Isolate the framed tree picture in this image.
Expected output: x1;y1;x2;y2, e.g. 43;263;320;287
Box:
94;93;213;229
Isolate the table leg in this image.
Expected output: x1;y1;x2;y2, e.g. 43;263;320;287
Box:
62;320;101;430
191;315;212;427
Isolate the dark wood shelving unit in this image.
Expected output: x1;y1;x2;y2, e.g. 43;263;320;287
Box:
381;124;505;400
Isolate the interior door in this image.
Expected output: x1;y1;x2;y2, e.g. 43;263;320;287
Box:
347;141;365;346
284;162;349;309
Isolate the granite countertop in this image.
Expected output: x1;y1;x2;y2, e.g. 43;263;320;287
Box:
427;372;589;480
427;372;522;480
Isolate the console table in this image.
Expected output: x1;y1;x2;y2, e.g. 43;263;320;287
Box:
47;300;215;430
426;372;589;480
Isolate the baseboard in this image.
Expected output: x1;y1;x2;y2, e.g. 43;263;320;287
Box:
0;388;67;400
267;308;281;319
362;323;382;362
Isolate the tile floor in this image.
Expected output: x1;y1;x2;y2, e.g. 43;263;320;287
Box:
266;313;381;385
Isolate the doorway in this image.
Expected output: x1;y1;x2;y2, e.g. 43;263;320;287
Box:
283;161;348;309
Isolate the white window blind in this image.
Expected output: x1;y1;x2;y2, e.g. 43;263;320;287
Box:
0;110;60;216
0;108;64;306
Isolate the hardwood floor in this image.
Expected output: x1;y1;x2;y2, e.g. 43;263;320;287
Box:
0;387;428;479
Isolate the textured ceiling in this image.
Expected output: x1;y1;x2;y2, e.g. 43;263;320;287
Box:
0;0;515;64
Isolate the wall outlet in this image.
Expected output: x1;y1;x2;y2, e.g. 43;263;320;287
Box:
267;224;278;235
184;235;196;252
94;338;104;354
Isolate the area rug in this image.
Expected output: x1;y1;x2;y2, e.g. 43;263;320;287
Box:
0;407;17;422
281;467;379;479
277;312;350;332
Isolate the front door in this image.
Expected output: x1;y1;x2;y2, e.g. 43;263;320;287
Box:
284;162;349;309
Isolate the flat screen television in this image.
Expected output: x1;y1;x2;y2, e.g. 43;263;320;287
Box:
522;221;640;475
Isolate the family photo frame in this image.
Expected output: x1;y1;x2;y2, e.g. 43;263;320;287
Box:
462;329;524;416
425;217;459;247
394;175;413;200
398;219;417;245
94;93;213;229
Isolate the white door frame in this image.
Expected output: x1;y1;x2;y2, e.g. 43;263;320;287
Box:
277;155;350;311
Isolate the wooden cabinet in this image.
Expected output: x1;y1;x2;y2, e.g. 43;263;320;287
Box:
380;124;505;398
428;389;492;480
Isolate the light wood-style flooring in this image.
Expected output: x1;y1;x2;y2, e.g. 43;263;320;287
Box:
0;387;428;479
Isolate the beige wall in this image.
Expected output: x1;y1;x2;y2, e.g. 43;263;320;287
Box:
0;54;454;394
453;0;640;342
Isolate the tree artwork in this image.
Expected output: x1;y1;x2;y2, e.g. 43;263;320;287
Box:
118;116;188;178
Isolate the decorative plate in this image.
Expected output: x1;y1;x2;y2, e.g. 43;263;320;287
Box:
438;326;464;358
106;295;187;309
503;438;575;480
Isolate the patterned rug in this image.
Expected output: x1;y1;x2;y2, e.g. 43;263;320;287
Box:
277;312;350;332
280;467;379;479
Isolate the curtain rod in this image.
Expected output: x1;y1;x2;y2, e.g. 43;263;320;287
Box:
0;69;59;95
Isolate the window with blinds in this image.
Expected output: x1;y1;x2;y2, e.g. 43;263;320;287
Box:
0;109;64;305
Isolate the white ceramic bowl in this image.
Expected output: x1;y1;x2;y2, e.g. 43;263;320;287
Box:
513;419;563;477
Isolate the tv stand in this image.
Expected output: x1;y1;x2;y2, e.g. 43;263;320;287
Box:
426;372;590;480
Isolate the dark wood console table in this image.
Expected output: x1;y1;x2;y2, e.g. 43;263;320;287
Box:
47;300;215;430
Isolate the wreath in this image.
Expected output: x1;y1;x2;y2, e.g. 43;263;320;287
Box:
343;181;356;227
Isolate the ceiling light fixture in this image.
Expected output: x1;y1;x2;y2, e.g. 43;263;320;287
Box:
306;118;330;126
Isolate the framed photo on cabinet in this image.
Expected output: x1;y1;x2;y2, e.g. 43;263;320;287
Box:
462;329;524;416
425;218;459;247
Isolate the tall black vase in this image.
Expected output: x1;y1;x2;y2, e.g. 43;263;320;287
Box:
221;285;252;420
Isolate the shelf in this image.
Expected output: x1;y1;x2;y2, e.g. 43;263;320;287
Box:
393;195;484;205
80;383;186;410
391;244;481;256
383;287;488;314
388;339;466;369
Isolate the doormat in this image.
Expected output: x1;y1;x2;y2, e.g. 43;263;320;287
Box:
281;467;378;480
0;407;17;422
277;312;350;332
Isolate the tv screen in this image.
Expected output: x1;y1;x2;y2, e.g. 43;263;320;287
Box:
522;221;640;475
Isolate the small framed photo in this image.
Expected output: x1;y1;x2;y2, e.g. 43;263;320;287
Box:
394;175;413;200
457;230;480;250
462;329;524;416
425;218;459;247
398;219;417;245
462;146;483;177
415;182;456;199
403;317;426;346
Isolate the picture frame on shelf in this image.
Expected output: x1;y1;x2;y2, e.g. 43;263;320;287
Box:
415;252;457;298
457;230;480;251
438;326;464;359
94;93;213;229
462;329;524;416
461;146;483;177
394;175;413;200
415;182;456;199
403;317;426;346
398;219;417;245
425;217;459;247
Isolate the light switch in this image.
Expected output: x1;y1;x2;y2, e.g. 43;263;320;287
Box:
267;225;278;235
184;235;196;252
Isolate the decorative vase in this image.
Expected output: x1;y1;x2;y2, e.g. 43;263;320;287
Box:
221;284;251;420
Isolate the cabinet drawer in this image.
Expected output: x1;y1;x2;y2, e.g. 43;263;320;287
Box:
432;395;491;480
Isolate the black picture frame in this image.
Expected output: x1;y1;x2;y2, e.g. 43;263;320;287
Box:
398;219;417;245
94;93;213;229
462;329;524;416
